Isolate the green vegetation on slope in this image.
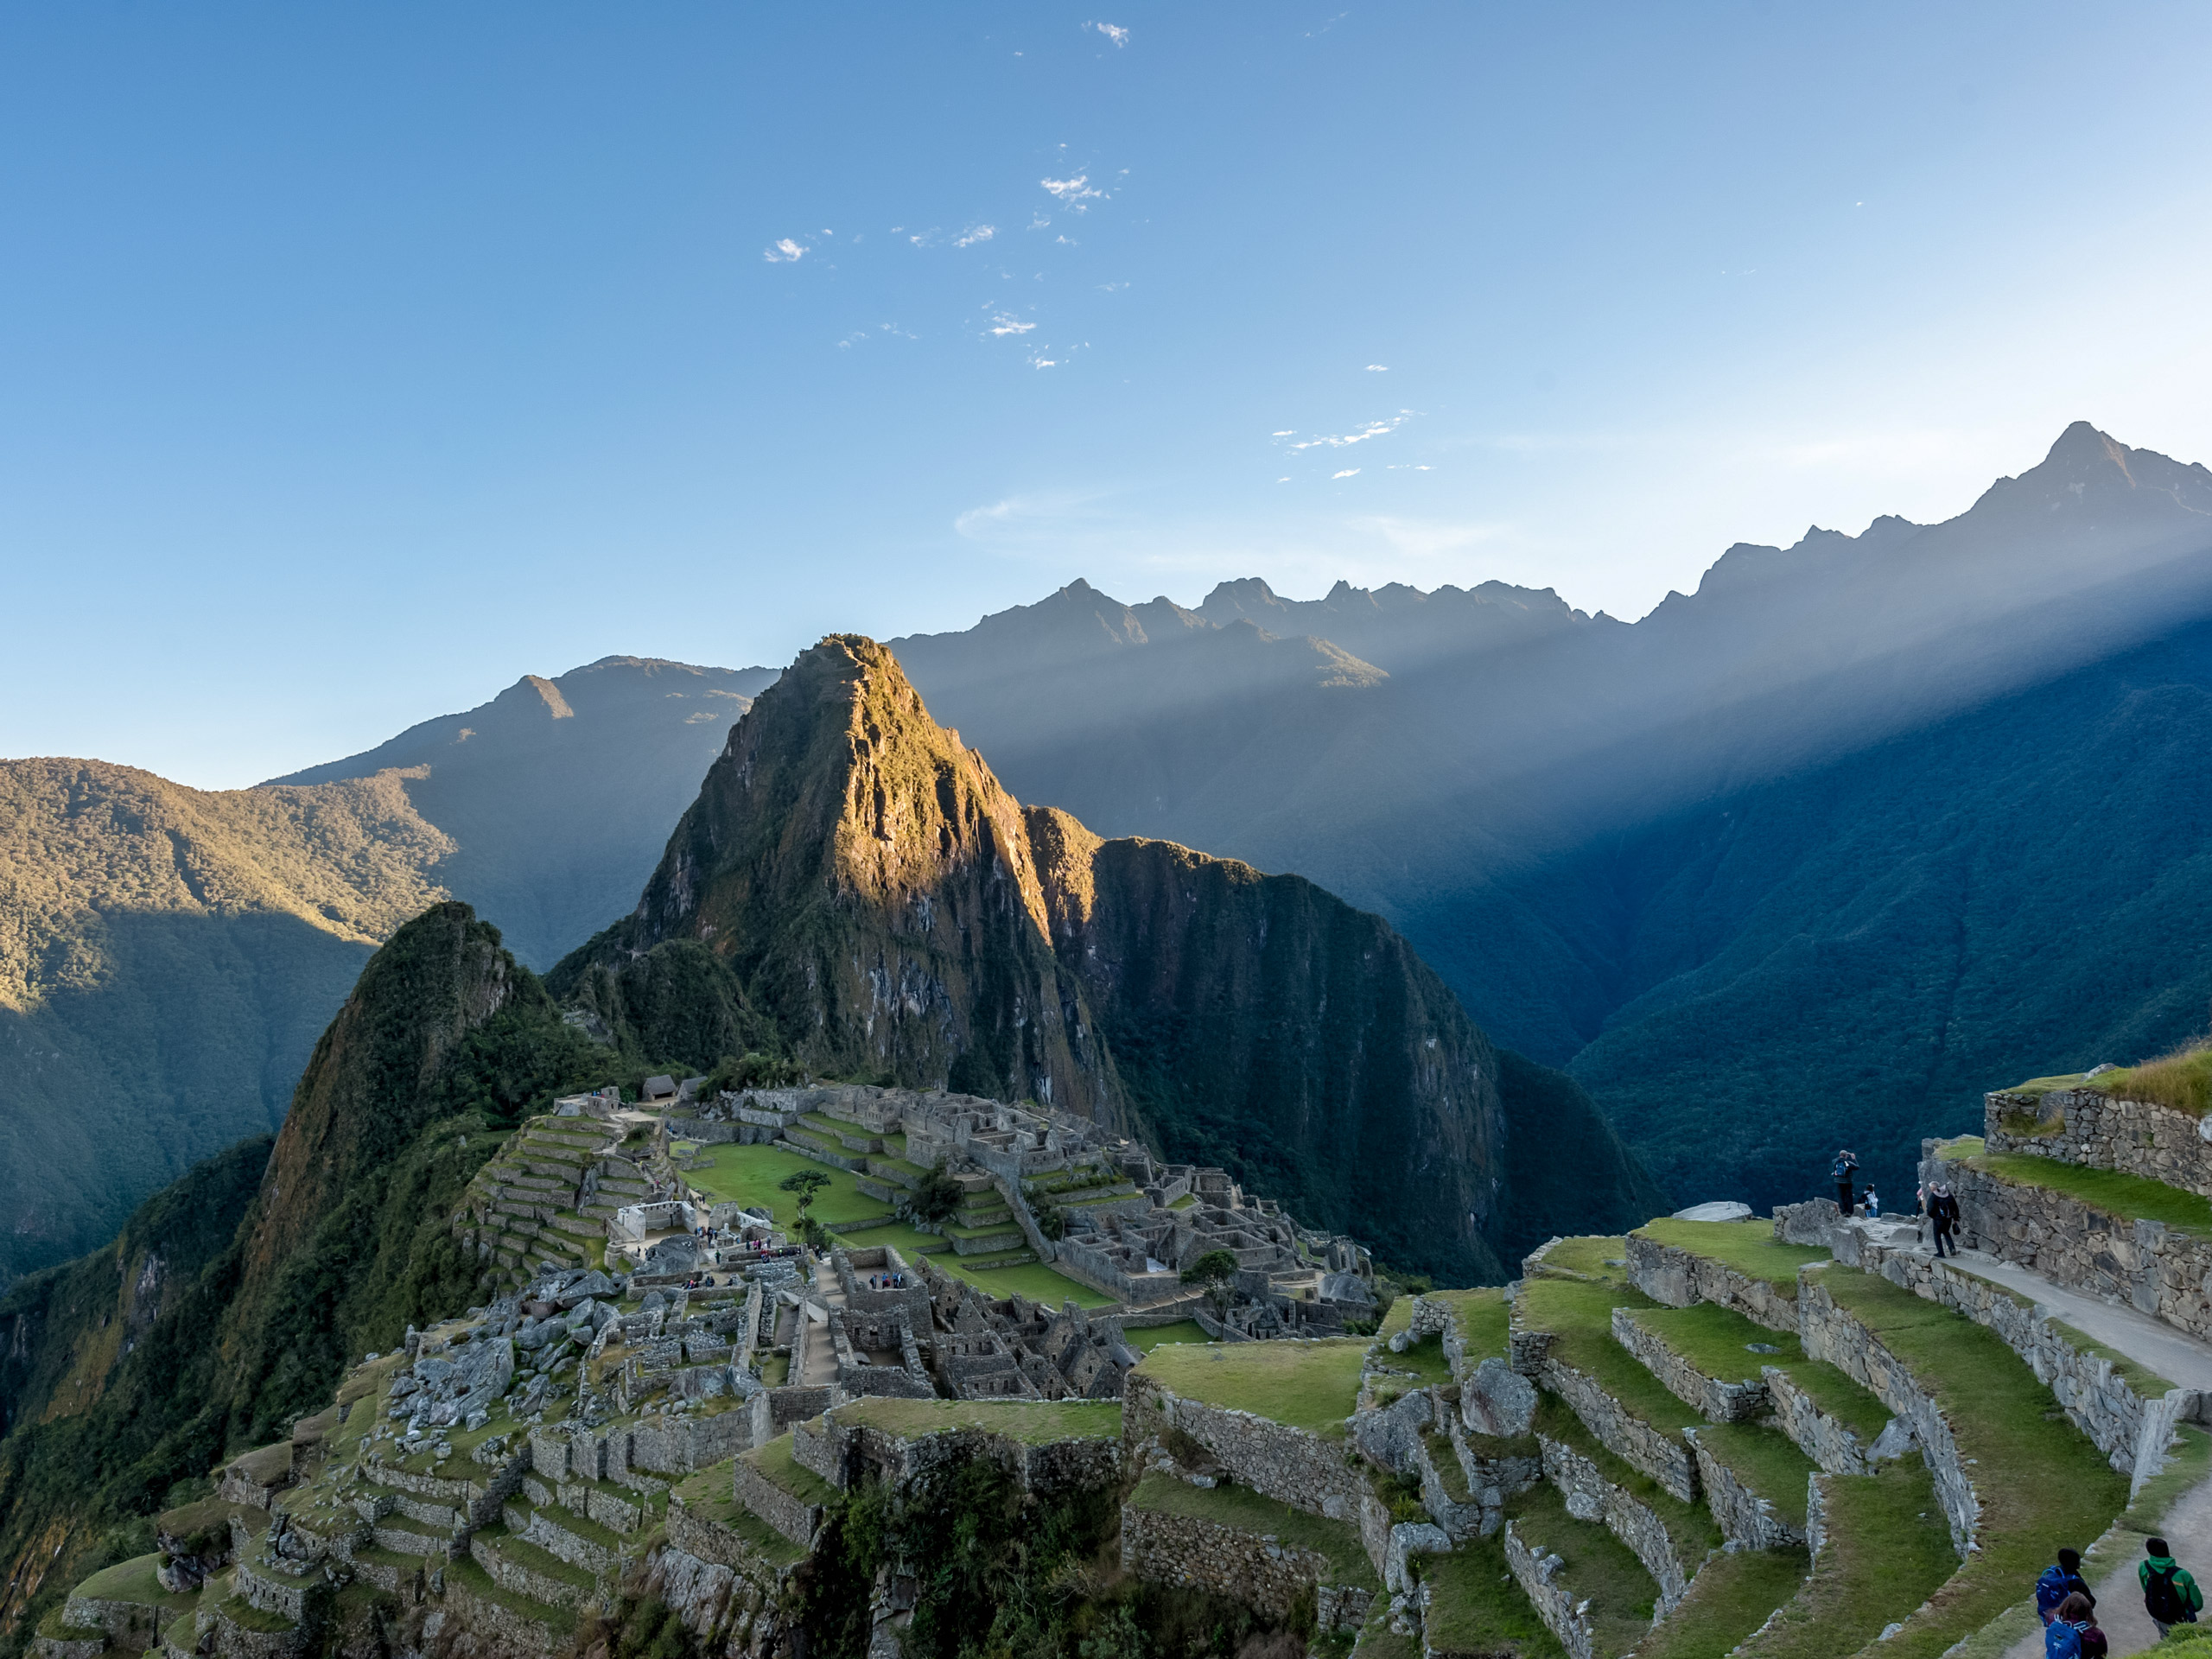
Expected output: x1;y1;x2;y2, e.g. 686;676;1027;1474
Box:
1127;1471;1376;1589
1507;1480;1660;1658
1959;1151;2212;1233
1420;1530;1568;1658
1737;1464;1957;1659
1634;1219;1829;1292
2089;1042;2212;1117
1135;1338;1368;1436
1637;1546;1810;1659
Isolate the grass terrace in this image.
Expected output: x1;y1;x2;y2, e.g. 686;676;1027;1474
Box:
834;1220;948;1260
1381;1333;1455;1388
1123;1320;1209;1352
671;1463;807;1567
1506;1481;1660;1658
1629;1302;1801;1385
1421;1530;1569;1658
2088;1043;2212;1117
1531;1396;1721;1567
1809;1267;2133;1657
1691;1422;1818;1530
1738;1463;1955;1659
71;1554;196;1619
1633;1219;1829;1294
1944;1147;2212;1233
1127;1472;1377;1590
1516;1253;1702;1439
931;1255;1115;1309
744;1434;838;1507
830;1396;1121;1444
1427;1287;1510;1365
684;1142;895;1229
444;1554;579;1637
1135;1337;1369;1436
1637;1546;1811;1659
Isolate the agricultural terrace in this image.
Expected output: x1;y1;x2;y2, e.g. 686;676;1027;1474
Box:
1135;1336;1368;1435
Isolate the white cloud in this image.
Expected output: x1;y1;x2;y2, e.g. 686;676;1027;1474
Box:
988;314;1036;336
1277;477;1292;483
1271;429;1296;437
1033;358;1059;369
1029;213;1052;230
1286;415;1411;451
1098;281;1128;292
1365;364;1389;372
1040;175;1106;211
1086;21;1129;46
1056;234;1077;245
955;225;996;247
763;238;809;264
1333;468;1361;479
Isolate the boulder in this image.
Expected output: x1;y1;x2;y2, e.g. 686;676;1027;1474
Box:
1353;1387;1435;1476
1672;1201;1755;1223
1461;1357;1537;1440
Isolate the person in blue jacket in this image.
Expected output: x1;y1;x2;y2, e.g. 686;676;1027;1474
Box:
2036;1550;2094;1624
2044;1592;2092;1657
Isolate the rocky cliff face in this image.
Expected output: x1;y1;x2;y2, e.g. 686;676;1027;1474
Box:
560;636;1657;1279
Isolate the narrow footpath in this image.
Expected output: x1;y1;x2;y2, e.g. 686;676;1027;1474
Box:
792;1253;846;1388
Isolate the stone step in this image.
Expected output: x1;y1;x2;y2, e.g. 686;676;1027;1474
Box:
545;1213;605;1238
467;1528;599;1611
500;1499;625;1573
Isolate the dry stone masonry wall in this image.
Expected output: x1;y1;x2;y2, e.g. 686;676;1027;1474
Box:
1610;1309;1769;1423
1624;1233;1798;1333
1984;1087;2212;1197
1513;1330;1699;1504
1536;1433;1694;1615
1685;1430;1803;1549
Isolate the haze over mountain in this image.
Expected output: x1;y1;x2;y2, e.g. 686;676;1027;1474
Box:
891;423;2212;1211
0;658;767;1285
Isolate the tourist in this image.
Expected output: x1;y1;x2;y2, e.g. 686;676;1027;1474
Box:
1928;1182;1961;1259
2037;1550;2094;1624
1861;1185;1880;1219
2143;1538;2202;1630
2045;1593;2094;1657
1833;1149;1859;1212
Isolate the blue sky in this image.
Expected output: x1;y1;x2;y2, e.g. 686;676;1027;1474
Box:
6;3;2211;786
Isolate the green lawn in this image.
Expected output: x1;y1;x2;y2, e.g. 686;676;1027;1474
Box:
1421;1531;1569;1658
71;1554;195;1617
830;1397;1121;1445
1541;1235;1631;1277
683;1142;895;1229
834;1220;949;1262
671;1463;807;1567
1737;1464;1957;1659
1810;1268;2133;1658
933;1255;1115;1308
1507;1481;1660;1658
1637;1546;1810;1659
1628;1302;1802;1386
1124;1320;1210;1352
1137;1338;1369;1436
1961;1151;2212;1234
1127;1471;1376;1589
1632;1220;1828;1293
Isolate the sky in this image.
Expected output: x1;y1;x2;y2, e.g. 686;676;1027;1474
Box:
5;2;2212;788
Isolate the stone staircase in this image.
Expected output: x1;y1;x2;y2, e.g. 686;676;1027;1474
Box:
454;1119;649;1291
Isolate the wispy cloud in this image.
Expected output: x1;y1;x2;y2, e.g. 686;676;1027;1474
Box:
1333;468;1361;479
763;238;810;264
1281;414;1412;451
988;313;1036;336
1040;175;1106;211
1365;364;1389;372
1086;20;1129;46
955;225;996;247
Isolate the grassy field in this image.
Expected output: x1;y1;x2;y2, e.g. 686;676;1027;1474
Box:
1629;1301;1802;1385
1508;1481;1660;1658
1124;1320;1210;1351
932;1255;1116;1308
1127;1471;1376;1589
1136;1338;1369;1435
684;1141;894;1228
1811;1268;2133;1658
1428;1287;1510;1364
1383;1332;1456;1386
1637;1546;1810;1659
831;1396;1122;1444
1421;1529;1569;1657
1960;1151;2212;1234
1633;1219;1828;1293
834;1220;949;1261
70;1554;197;1617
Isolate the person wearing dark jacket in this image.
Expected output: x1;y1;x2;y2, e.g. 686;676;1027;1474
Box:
2037;1551;2094;1624
2143;1537;2204;1631
1928;1182;1961;1258
1834;1150;1859;1213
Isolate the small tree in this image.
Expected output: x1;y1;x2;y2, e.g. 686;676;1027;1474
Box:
1035;1202;1067;1242
779;1168;831;1223
1180;1249;1241;1293
904;1160;964;1229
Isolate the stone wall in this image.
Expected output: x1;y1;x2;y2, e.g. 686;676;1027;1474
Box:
1984;1088;2212;1198
1938;1154;2212;1345
1611;1309;1769;1423
1624;1233;1798;1333
1502;1516;1598;1659
1118;1504;1365;1632
1537;1433;1694;1615
1685;1431;1802;1549
731;1459;821;1549
1122;1374;1371;1522
1856;1219;2199;1492
1796;1274;1976;1556
1516;1336;1697;1503
1764;1367;1874;1476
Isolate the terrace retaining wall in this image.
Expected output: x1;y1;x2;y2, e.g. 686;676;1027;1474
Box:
1685;1430;1802;1549
1118;1503;1367;1633
1502;1517;1599;1659
1763;1367;1876;1477
1515;1333;1698;1503
1610;1309;1770;1423
1984;1087;2212;1198
1624;1234;1798;1333
1537;1433;1694;1616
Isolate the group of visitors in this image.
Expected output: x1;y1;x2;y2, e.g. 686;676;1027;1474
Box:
868;1272;908;1290
1830;1149;1961;1255
2037;1537;2203;1656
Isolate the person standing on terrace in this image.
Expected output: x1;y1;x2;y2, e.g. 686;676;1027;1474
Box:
1833;1148;1859;1213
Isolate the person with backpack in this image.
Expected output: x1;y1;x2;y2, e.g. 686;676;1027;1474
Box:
2143;1537;2203;1631
1834;1149;1859;1213
2036;1550;2094;1625
2043;1593;2094;1658
1928;1181;1961;1258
